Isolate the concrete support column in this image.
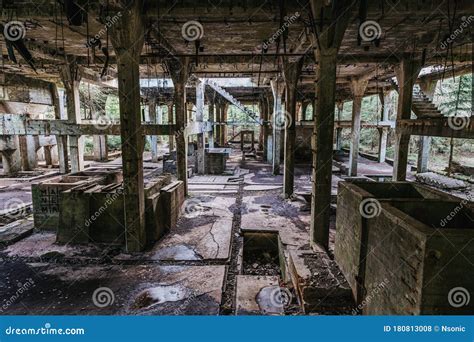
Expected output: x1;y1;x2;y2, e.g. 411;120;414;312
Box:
309;0;353;250
93;135;108;161
215;101;221;147
156;105;163;143
335;101;344;150
417;136;431;173
348;78;368;176
416;80;436;172
377;128;388;163
282;57;303;198
110;0;146;252
258;99;264;152
221;104;228;146
43;146;53;165
50;84;69;173
149;100;159;162
168;58;190;194
168;103;175;152
260;97;269;161
61;60;84;173
0;135;21;175
310;52;338;250
270;78;284;175
393;57;422;181
208;100;215;148
377;90;390;163
19;135;38;170
195;79;205;174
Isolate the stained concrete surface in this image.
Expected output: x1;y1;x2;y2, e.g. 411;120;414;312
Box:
0;146;470;316
149;196;235;261
0;260;225;315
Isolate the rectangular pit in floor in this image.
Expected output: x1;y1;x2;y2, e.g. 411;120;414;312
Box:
242;232;283;277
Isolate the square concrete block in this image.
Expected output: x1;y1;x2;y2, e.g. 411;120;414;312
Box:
32;175;91;230
57;191;91;244
145;192;166;244
335;180;464;303
88;192;125;244
364;199;474;315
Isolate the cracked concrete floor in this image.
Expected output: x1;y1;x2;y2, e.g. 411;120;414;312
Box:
0;150;362;315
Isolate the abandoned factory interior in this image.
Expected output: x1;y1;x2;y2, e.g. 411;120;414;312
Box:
0;0;473;316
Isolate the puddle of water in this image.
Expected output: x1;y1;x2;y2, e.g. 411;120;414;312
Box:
133;284;189;309
153;245;201;261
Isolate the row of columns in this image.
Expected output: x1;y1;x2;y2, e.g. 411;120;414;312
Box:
35;0;431;255
1;78;94;176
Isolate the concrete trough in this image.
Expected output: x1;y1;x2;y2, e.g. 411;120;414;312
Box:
205;148;231;174
159;181;185;233
57;175;177;246
364;199;474;315
32;169;123;231
335;180;473;314
32;175;99;230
